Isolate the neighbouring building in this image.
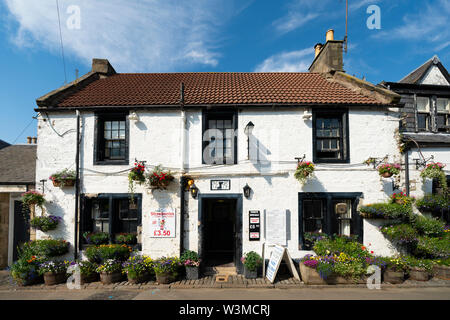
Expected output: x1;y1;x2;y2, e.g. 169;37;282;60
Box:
381;55;450;222
0;139;10;150
32;30;403;273
0;138;37;268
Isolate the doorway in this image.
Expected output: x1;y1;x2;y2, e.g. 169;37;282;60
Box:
199;194;242;272
12;200;30;261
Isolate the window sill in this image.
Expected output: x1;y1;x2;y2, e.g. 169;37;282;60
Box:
94;160;129;166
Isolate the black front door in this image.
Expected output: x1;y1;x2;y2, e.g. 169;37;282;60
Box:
13;201;30;261
203;198;237;267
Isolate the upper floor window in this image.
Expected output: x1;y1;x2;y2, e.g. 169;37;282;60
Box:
417;97;431;131
94;113;129;165
436;98;450;132
202;110;237;165
313;111;349;163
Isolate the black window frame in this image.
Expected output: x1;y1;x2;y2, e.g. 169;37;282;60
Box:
312;109;350;163
202;109;238;165
80;193;142;248
298;192;363;250
94;112;129;165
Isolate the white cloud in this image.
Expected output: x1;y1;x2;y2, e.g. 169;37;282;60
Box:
349;0;381;11
272;12;318;35
3;0;235;72
254;48;313;72
373;0;450;51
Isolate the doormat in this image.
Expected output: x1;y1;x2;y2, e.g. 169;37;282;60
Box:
215;275;229;282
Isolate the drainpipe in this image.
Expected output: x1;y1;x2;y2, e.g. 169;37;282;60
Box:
179;83;186;256
405;148;410;196
74;110;81;260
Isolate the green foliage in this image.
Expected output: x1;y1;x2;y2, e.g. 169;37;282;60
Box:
313;236;371;259
180;250;200;267
380;224;418;244
333;259;367;280
83;232;109;245
359;202;411;220
38;260;69;275
85;244;132;263
96;259;122;274
294;161;315;184
21;190;45;209
153;257;181;275
434;257;450;266
30;215;61;232
76;260;98;276
420;163;448;192
416;194;449;213
19;239;69;259
413;235;450;259
122;256;153;278
10;257;43;285
410;215;446;237
241;251;263;272
381;256;409;272
49;169;76;186
115;233;137;245
403;256;434;273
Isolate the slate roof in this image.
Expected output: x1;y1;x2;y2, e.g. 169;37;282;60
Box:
399;55;450;85
53;72;384;108
0;145;36;184
0;139;9;150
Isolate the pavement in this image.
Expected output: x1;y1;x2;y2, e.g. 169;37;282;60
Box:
1;270;450;300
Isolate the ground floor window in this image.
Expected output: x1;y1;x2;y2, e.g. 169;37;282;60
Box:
298;192;363;250
80;193;141;246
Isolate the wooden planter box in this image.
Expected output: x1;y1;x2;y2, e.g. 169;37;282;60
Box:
52;179;75;187
409;268;430;281
100;272;123;285
80;273;99;284
383;269;404;284
127;272;151;284
299;263;367;285
44;272;67;286
433;265;450;280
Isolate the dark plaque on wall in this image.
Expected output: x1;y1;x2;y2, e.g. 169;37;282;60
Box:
249;210;260;241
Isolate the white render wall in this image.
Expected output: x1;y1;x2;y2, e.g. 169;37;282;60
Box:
35;106;403;260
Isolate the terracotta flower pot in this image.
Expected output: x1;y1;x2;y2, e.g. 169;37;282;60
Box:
433;265;450;280
80;273;99;284
156;272;175;284
100;272;123;284
303;171;310;177
44;272;67;286
52;179;75;187
381;172;393;178
383;269;404;284
409;268;430;281
127;272;151;284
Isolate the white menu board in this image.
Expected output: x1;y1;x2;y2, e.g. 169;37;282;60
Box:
150;208;176;238
265;209;286;246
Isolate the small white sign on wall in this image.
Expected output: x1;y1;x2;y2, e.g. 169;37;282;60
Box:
265;209;287;246
150;208;176;238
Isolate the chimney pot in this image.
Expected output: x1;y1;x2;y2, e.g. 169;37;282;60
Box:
326;29;334;42
314;43;323;58
32;137;37;144
27;136;32;144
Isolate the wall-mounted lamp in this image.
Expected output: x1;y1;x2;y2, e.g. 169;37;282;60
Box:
243;183;252;199
244;121;255;136
190;183;199;199
129;111;140;122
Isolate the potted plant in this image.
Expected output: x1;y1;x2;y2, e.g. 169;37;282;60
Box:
97;259;123;284
383;256;407;284
9;256;44;286
128;161;146;204
115;233;137;245
83;231;110;245
390;192;414;207
49;169;76;187
241;251;262;279
404;256;433;281
85;244;132;264
122;256;153;284
416;194;449;215
299;255;335;285
72;260;100;284
180;250;201;280
30;215;62;232
20;239;70;258
147;165;174;190
420;162;448;193
39;260;69;286
377;163;401;178
294;161;315;185
153;257;181;284
21;190;45;212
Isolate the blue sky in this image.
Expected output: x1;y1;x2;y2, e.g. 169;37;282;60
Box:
0;0;449;144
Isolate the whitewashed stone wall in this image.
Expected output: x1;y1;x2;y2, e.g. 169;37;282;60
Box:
36;106;402;260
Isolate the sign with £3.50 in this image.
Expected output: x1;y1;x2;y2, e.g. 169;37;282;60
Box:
150;209;175;238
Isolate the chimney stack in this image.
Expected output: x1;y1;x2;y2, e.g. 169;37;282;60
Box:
92;59;116;77
309;28;344;73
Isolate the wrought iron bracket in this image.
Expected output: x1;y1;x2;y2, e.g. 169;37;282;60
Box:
412;155;434;170
295;154;306;164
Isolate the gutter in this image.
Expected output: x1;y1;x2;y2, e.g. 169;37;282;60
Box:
74;110;81;260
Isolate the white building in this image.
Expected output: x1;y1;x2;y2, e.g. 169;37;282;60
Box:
32;32;404;273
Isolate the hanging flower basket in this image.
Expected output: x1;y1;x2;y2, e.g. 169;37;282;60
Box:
21;190;45;212
128;161;146;204
147;165;174;190
30;215;62;232
49;169;76;188
294;161;315;185
420;162;448;192
377;163;401;178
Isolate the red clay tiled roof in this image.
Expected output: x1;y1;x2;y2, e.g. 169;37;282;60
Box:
56;72;383;107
